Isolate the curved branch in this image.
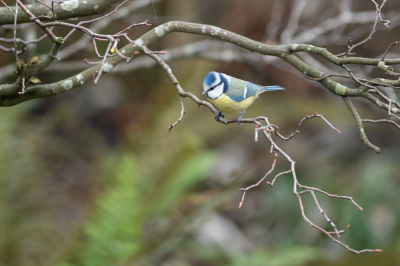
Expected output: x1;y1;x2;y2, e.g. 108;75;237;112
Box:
1;20;399;119
0;13;388;254
342;96;381;154
0;0;121;25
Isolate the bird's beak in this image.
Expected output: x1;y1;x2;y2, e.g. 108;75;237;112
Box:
201;91;206;95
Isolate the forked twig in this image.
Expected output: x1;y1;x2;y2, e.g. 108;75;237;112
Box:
338;0;390;57
259;111;341;141
267;170;291;187
256;116;380;254
342;96;381;154
0;1;391;255
238;152;278;208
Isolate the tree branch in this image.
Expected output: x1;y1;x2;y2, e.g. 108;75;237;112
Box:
1;21;398;116
0;0;121;25
0;4;394;255
342;96;381;154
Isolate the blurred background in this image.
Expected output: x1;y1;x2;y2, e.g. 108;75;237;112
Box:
1;0;400;265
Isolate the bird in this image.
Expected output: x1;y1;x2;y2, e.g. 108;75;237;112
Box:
202;71;285;127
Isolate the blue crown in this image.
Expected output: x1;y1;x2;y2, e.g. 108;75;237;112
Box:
203;72;217;86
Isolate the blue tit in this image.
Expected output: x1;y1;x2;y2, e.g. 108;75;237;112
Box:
202;71;285;127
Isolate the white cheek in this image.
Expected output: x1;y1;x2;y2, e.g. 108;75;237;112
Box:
207;84;224;99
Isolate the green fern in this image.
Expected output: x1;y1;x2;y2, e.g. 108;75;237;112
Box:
79;153;141;266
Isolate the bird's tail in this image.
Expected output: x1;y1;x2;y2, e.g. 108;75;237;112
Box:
264;85;285;91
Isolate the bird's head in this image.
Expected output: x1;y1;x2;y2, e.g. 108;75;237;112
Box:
202;72;224;100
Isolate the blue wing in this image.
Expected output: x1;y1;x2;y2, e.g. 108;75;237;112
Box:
221;73;285;102
228;83;285;102
245;82;264;98
245;83;285;98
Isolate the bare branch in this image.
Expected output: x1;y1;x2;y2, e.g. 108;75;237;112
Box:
238;152;278;208
337;0;390;56
371;0;390;28
0;2;395;256
267;170;291;187
265;111;341;141
342;96;381;154
257;116;380;254
0;0;122;25
13;2;18;61
166;96;185;133
362;118;400;130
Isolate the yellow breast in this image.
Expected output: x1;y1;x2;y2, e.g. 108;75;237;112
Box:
208;94;256;113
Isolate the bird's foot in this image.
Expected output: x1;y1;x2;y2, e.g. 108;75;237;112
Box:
236;117;242;128
236;110;245;128
215;111;224;121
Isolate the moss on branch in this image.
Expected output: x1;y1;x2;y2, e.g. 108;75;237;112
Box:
0;0;121;25
1;21;399;115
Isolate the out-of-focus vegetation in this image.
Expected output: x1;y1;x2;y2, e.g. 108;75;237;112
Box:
1;0;400;265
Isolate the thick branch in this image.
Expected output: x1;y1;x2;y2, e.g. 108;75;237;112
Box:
1;21;399;116
0;0;121;25
0;14;387;253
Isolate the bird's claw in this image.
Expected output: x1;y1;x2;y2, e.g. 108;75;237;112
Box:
236;117;242;128
215;111;224;121
236;110;245;128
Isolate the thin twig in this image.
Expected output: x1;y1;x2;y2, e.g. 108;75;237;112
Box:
258;117;380;254
388;101;400;120
342;65;376;90
309;190;341;237
371;0;390;28
166;96;185;133
150;0;156;20
304;73;352;81
338;0;390;56
267;170;291;187
382;41;400;61
238;152;278;208
0;0;14;16
262;112;341;141
93;41;113;85
13;2;18;61
362;119;400;130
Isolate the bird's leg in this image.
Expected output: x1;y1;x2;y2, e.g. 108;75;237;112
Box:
236;110;245;128
215;111;225;121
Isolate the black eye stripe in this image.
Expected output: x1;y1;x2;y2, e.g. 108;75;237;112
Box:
209;81;223;91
